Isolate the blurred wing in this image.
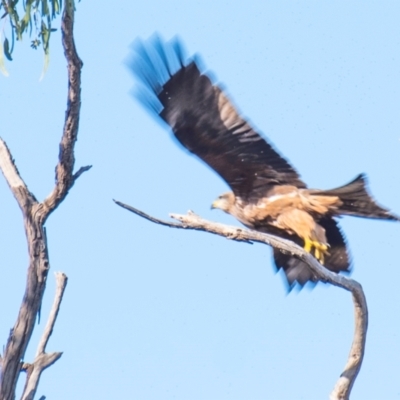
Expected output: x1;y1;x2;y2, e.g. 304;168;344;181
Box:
130;35;305;199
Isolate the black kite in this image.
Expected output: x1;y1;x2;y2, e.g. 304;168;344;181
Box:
130;36;399;288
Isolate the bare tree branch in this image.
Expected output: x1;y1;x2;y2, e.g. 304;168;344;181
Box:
0;2;88;398
43;0;91;218
0;140;28;191
36;273;68;357
20;353;62;400
0;139;38;211
20;272;68;400
330;287;368;400
114;200;368;400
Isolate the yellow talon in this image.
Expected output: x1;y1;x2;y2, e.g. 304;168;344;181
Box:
315;247;324;264
303;238;329;265
304;237;312;253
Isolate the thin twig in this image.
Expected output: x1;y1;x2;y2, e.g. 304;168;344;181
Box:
114;200;368;399
20;273;68;400
113;200;194;228
36;273;68;356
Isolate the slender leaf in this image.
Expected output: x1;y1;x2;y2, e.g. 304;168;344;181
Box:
0;37;9;76
10;19;15;53
39;46;49;80
41;0;49;17
50;0;60;18
20;0;35;33
40;20;49;51
4;38;12;60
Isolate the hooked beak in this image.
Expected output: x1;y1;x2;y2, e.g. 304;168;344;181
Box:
211;199;219;210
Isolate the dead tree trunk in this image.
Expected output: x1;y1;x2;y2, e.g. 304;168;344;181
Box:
0;1;90;399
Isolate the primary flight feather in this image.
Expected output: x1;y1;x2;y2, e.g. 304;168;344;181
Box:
130;35;399;289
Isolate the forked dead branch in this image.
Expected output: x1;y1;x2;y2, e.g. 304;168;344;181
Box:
0;1;90;399
114;200;367;400
20;273;68;400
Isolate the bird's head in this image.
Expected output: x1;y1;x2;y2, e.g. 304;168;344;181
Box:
211;192;235;213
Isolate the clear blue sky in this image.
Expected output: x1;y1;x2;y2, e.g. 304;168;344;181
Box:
1;1;400;399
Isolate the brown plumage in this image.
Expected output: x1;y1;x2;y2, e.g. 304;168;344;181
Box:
130;35;399;289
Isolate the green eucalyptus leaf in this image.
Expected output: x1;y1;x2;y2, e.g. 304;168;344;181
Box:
41;20;50;51
0;39;9;76
41;0;49;17
4;38;12;60
51;0;61;18
0;0;67;69
21;0;35;34
10;20;15;53
39;42;49;80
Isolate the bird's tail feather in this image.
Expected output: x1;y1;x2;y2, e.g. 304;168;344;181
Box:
313;174;399;221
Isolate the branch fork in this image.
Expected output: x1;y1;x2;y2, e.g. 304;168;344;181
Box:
20;273;67;400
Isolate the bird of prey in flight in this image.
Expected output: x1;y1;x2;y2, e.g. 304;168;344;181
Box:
129;35;399;289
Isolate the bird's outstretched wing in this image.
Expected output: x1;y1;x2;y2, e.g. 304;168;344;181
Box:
130;35;306;200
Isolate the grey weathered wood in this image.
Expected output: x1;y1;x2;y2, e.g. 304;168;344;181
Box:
114;201;368;400
20;273;68;400
0;1;90;399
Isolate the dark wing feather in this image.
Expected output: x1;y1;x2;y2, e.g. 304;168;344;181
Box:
273;217;350;290
129;35;305;199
